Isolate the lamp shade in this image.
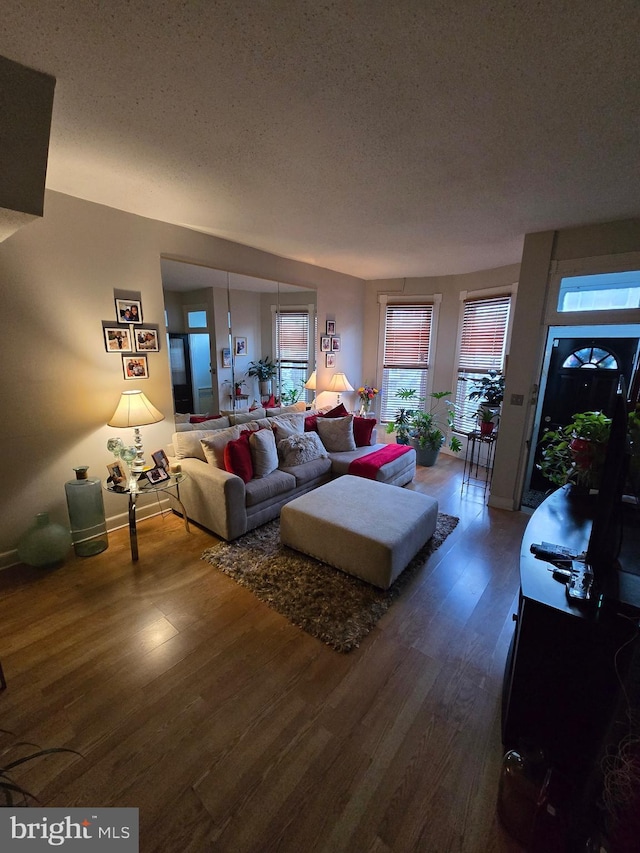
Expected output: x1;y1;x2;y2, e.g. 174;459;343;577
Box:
303;370;317;391
326;372;354;394
108;390;164;428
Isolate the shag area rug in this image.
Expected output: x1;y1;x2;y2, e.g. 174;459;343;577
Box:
201;513;459;652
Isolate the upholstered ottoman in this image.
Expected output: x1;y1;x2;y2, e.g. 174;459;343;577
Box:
280;475;438;589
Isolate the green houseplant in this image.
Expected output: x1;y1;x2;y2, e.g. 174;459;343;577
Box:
468;370;505;407
247;356;278;396
537;410;612;490
1;729;81;805
387;389;462;465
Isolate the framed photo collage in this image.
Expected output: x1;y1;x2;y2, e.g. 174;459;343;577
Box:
103;294;160;381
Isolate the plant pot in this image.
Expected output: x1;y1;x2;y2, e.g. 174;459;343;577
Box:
411;440;441;467
480;421;495;437
259;380;272;396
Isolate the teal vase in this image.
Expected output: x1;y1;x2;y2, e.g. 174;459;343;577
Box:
65;467;109;556
17;512;72;567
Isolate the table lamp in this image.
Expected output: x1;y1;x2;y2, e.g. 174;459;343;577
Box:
326;372;353;406
108;390;165;471
304;369;317;406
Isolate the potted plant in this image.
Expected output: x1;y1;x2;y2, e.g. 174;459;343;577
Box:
247;356;278;396
1;729;81;805
280;383;303;406
537;410;612;491
468;370;505;408
385;388;420;444
387;389;462;465
478;406;496;436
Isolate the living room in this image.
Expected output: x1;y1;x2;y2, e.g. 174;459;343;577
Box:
1;3;640;851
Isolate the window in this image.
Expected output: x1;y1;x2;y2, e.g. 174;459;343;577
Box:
380;303;433;423
187;310;207;329
455;295;511;432
562;346;618;370
276;310;310;399
558;270;640;312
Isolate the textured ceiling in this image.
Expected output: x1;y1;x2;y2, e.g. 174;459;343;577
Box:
2;1;640;278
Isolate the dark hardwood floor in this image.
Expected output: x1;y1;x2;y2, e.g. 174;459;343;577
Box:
0;456;528;852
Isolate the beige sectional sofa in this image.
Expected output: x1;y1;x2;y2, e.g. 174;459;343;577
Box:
166;404;416;541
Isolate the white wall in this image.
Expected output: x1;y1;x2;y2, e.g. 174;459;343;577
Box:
0;191;365;565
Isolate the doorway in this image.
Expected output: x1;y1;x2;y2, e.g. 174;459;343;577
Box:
522;325;640;508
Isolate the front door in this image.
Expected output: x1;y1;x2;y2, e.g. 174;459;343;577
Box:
525;334;639;498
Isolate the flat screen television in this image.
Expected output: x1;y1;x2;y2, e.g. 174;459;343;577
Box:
586;375;631;590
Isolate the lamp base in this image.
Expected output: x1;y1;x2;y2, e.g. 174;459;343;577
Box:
132;427;146;470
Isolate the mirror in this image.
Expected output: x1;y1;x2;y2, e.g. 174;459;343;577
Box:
161;259;317;416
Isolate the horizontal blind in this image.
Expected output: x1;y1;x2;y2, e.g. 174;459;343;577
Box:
455;295;511;432
277;311;309;362
458;296;510;372
381;303;432;422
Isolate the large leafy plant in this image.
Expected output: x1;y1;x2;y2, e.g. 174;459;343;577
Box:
1;729;81;805
537;411;611;489
468;370;505;406
387;388;462;452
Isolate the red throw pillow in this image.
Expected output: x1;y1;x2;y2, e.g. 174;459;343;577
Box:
353;417;377;447
323;403;349;418
190;414;221;423
304;414;320;432
264;394;277;408
223;432;253;482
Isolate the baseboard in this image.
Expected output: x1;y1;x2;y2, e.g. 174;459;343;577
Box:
0;497;172;571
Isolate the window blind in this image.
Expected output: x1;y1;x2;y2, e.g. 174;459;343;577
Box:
381;303;433;422
276;310;310;396
455;295;511;432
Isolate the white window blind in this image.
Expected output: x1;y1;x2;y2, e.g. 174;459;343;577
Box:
276;311;310;396
380;303;433;422
455;295;511;432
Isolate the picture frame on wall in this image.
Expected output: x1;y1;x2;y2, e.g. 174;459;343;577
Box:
234;337;247;356
104;326;133;353
115;297;143;324
222;347;231;367
134;328;160;352
326;320;336;335
122;355;149;380
331;336;341;352
320;335;331;352
326;352;336;368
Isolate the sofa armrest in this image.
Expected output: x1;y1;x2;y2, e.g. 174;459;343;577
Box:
172;457;248;540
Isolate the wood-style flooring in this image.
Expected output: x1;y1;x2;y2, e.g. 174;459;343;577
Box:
0;456;529;852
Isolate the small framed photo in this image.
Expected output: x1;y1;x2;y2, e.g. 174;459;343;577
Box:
320;335;331;352
234;337;247;356
134;328;159;352
122;355;149;380
107;461;126;485
144;465;170;485
331;336;341;352
115;298;143;324
152;449;170;471
326;352;336;368
104;326;133;353
222;347;231;367
326;320;336;335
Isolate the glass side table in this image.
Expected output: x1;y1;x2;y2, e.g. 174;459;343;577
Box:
104;472;189;561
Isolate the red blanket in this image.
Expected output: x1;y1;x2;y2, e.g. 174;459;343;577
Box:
348;444;412;480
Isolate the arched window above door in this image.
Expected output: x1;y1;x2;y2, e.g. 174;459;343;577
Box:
561;346;618;370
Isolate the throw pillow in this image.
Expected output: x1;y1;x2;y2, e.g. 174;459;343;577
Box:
174;425;235;461
278;432;328;467
269;412;306;438
304;414;320;432
323;403;349;418
200;425;242;468
316;414;356;452
353;416;377;447
190;413;220;423
232;409;266;425
174;412;191;424
249;428;279;477
223;431;253;482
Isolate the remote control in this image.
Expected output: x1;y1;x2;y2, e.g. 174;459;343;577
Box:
530;541;575;562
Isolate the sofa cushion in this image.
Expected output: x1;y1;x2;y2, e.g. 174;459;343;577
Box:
353;416;377;447
232;409;266;425
316;414;356;452
266;402;307;416
323;403;349;418
244;469;296;506
173;425;235;461
279;456;332;486
200;425;242;468
223;432;253;483
277;432;328;467
270;412;306;439
249;428;279;477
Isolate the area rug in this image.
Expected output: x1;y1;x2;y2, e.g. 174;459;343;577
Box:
201;513;459;653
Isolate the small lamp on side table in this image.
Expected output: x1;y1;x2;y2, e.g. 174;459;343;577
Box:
327;372;353;407
108;389;165;471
